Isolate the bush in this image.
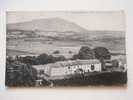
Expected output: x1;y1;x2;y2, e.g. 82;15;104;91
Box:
72;46;95;60
93;47;111;60
55;55;66;61
53;50;60;54
68;51;72;54
112;59;119;67
20;56;37;65
71;54;79;60
79;46;95;59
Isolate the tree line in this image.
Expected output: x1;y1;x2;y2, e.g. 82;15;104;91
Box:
7;46;111;65
6;46;112;86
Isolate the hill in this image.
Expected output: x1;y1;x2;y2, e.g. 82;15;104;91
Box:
7;17;88;33
6;17;126;57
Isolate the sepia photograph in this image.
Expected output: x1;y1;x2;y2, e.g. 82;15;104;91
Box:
6;11;127;87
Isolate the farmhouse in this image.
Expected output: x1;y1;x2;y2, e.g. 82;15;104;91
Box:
32;59;101;77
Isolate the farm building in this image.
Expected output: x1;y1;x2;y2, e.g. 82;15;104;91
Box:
32;59;102;77
103;58;127;72
31;65;46;78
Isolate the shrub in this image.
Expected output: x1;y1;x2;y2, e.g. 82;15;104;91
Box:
93;47;111;60
53;50;60;54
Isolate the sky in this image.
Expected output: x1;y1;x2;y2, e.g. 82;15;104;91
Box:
6;11;125;31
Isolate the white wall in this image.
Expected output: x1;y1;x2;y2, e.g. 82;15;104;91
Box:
95;64;102;72
44;65;51;76
45;63;101;76
51;67;67;76
70;64;101;73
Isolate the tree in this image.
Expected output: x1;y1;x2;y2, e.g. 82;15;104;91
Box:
36;53;66;64
6;56;14;63
112;59;119;67
53;50;60;54
21;56;37;65
93;47;111;70
93;47;111;60
6;61;37;86
78;46;95;59
36;53;49;64
55;55;66;61
71;54;79;60
68;51;72;54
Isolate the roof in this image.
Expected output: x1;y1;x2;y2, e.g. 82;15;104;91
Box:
32;59;101;70
32;65;46;70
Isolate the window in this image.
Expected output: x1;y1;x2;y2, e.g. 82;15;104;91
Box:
91;65;95;70
39;70;44;75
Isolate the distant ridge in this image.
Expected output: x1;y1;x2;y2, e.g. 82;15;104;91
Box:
7;17;88;33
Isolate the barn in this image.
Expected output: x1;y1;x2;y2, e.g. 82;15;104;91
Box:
32;59;101;77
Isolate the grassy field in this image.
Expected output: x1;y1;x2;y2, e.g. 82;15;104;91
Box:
50;71;127;87
6;32;126;59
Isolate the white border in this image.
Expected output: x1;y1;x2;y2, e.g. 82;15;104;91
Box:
0;0;133;100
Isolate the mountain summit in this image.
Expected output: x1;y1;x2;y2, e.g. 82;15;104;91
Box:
7;17;88;33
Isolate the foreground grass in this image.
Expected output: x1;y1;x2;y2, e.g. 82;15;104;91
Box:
51;71;127;87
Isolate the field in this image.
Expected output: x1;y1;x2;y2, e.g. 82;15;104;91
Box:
43;72;127;87
6;31;126;59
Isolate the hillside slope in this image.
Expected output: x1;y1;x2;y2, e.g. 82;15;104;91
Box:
7;17;88;33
